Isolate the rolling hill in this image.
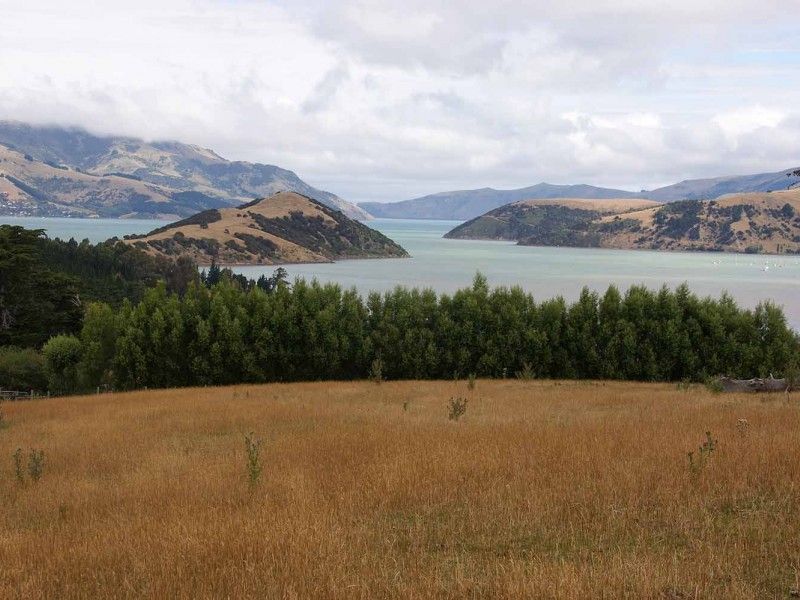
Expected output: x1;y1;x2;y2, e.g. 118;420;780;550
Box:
362;168;800;221
0;121;369;220
445;190;800;254
125;191;407;265
360;183;639;220
646;167;800;201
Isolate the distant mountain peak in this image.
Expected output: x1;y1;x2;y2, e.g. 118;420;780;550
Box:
361;167;800;221
361;182;637;220
644;166;800;201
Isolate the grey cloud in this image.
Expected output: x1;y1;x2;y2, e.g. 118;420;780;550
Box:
300;0;798;81
302;64;350;113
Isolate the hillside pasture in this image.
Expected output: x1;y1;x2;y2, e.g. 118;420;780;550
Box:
1;380;799;598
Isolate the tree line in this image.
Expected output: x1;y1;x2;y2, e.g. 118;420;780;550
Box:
2;225;798;393
37;274;799;394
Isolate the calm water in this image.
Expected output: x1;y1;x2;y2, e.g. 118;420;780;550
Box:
0;216;168;243
4;215;800;328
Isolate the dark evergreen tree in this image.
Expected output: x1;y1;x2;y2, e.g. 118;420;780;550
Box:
0;226;83;347
206;260;222;287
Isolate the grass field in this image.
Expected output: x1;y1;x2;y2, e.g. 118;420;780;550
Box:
1;380;799;598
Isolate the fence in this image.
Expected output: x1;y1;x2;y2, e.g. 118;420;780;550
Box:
0;389;47;401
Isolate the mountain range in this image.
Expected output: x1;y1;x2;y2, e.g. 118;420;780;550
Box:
361;168;800;220
2;120;799;225
0;121;368;220
360;184;639;220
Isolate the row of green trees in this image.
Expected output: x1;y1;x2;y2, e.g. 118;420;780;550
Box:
38;274;798;394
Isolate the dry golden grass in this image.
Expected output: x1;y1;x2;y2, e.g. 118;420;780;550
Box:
1;380;799;599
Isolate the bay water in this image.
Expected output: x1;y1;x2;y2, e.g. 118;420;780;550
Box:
4;215;799;328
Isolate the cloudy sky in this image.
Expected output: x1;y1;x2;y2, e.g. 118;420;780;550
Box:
1;1;799;202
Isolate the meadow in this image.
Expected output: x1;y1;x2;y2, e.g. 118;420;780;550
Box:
1;380;799;598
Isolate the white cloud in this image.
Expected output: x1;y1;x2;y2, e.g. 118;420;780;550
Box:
0;0;799;202
713;106;786;144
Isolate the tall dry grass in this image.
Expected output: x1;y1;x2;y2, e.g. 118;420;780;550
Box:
1;380;798;598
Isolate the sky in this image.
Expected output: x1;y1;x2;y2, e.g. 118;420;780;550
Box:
1;0;799;203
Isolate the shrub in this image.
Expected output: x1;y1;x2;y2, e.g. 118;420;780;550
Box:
244;432;262;486
704;377;723;395
0;346;46;391
736;419;750;437
688;431;717;473
28;449;45;482
12;448;24;483
43;335;83;395
467;373;476;391
448;396;468;421
517;362;535;380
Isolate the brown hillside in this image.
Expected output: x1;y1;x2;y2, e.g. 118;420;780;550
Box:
125;191;408;265
0;145;177;218
447;190;800;254
597;189;800;253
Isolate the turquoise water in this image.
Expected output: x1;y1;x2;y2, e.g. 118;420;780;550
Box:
0;216;168;243
4;215;800;328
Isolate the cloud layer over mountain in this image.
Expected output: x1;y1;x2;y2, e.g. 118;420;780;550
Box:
1;0;798;202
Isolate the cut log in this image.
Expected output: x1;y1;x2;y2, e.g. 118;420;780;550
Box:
718;377;789;393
